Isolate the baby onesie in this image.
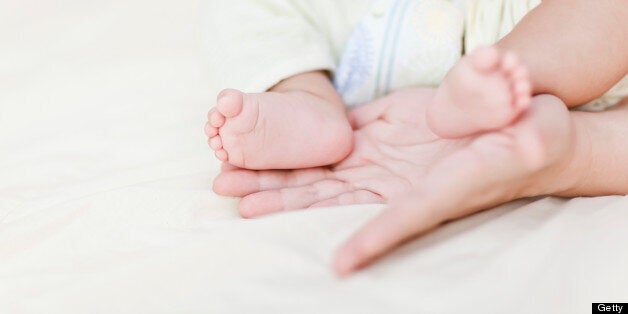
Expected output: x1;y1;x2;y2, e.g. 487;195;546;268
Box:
206;0;627;110
334;0;464;106
334;0;628;109
205;0;370;93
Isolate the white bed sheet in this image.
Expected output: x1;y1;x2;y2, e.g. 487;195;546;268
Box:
1;1;627;313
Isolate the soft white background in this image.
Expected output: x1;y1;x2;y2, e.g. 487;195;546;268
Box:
1;1;627;313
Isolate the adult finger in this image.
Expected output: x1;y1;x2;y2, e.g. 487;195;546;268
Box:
333;193;443;275
213;167;332;196
238;179;355;218
347;99;389;129
309;190;384;208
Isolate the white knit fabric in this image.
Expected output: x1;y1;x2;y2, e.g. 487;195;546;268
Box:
205;0;369;93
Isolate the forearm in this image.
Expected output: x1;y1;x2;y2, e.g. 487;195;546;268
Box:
547;99;628;197
496;0;628;107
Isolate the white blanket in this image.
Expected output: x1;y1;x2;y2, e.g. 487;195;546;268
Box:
1;1;626;313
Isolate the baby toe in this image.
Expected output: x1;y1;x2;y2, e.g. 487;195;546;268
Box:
209;136;223;150
207;108;217;120
205;121;218;137
500;51;519;74
511;66;529;82
210;111;226;128
469;46;500;72
513;83;531;110
514;80;531;97
215;149;229;162
217;89;244;118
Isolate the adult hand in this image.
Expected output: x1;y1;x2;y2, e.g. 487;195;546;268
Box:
213;89;575;275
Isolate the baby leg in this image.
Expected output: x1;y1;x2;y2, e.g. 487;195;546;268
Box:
496;0;628;107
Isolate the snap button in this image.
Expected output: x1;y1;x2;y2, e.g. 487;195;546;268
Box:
370;1;386;17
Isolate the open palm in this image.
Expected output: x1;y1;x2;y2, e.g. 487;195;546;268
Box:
213;89;572;275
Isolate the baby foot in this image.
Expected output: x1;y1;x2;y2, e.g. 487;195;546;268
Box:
204;89;353;170
426;46;532;138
